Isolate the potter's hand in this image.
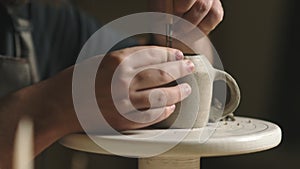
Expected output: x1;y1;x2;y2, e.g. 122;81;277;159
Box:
96;46;194;130
149;0;224;35
0;46;194;169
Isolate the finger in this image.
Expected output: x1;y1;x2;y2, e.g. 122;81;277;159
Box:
171;0;214;37
198;0;224;34
182;0;214;26
173;0;197;15
131;60;195;90
122;46;184;68
130;83;192;110
122;105;176;129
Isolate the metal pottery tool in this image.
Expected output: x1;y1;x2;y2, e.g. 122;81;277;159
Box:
166;0;173;48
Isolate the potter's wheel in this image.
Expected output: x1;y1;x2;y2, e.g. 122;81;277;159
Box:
60;116;281;157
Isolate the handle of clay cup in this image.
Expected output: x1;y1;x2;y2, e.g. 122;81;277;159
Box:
214;69;241;118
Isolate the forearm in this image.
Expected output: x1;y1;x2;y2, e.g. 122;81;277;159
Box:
0;69;80;169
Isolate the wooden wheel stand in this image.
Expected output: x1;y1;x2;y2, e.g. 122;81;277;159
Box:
60;117;282;169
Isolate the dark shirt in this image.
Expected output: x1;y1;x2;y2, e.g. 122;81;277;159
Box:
0;1;137;80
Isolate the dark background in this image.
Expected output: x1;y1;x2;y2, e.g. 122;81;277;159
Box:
38;0;300;169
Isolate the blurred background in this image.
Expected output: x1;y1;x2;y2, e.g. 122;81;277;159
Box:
36;0;299;169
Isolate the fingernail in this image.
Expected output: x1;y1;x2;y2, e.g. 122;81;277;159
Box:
185;60;195;72
180;83;192;95
169;105;176;111
175;50;184;60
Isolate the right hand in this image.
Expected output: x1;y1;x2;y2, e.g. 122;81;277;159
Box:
149;0;224;35
95;46;194;131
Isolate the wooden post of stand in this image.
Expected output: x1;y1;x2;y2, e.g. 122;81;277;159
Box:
139;157;200;169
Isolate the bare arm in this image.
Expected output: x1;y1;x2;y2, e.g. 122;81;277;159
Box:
0;70;79;169
0;46;194;169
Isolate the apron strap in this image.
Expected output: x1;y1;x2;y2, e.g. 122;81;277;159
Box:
7;5;40;83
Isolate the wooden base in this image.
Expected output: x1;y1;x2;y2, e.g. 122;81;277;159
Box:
139;157;200;169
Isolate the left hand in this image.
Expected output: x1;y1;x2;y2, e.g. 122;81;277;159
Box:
149;0;224;35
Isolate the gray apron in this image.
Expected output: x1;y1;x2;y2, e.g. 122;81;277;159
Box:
0;5;39;98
